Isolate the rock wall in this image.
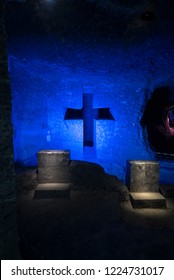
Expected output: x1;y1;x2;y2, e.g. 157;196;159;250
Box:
0;1;20;259
6;0;174;183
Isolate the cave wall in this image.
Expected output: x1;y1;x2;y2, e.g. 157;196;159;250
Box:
6;0;174;183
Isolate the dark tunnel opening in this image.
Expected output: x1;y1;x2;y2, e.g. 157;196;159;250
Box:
141;86;174;155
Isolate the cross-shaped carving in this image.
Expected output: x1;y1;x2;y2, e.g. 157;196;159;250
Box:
64;93;114;148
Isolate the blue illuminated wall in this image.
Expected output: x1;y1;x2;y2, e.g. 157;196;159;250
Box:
7;29;174;183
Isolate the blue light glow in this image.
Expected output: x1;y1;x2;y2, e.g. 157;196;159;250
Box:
8;32;174;183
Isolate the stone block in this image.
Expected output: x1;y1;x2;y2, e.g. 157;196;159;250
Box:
130;192;166;209
34;183;70;199
38;167;70;183
37;150;70;183
126;160;160;192
37;150;70;168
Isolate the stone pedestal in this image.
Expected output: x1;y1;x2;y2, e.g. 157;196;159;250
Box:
34;150;70;199
37;150;70;183
130;192;166;209
126;160;160;192
126;160;166;208
34;183;70;199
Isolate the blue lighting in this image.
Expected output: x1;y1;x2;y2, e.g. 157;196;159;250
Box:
7;30;174;183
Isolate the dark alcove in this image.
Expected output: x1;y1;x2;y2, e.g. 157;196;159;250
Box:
141;86;174;155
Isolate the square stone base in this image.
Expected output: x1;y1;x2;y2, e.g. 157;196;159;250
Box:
130;192;166;209
34;183;70;199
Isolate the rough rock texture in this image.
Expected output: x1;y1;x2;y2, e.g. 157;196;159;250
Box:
15;161;123;192
2;0;174;259
160;184;174;198
0;1;20;259
37;150;70;183
15;167;38;194
5;0;174;184
126;160;160;192
15;164;174;260
70;160;122;191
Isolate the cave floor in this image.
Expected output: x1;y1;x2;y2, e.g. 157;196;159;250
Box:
16;164;174;260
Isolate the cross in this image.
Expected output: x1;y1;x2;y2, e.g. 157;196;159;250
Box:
64;92;114;148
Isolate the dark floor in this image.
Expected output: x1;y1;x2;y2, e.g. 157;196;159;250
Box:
16;162;174;260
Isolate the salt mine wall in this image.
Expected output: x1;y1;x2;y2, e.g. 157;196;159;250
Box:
6;0;174;183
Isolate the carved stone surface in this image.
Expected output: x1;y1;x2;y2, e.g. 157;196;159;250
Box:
37;150;70;183
126;160;160;192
